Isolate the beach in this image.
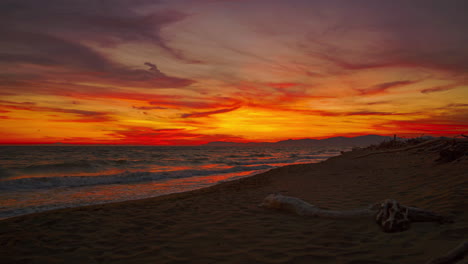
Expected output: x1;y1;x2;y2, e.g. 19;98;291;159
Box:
1;141;467;264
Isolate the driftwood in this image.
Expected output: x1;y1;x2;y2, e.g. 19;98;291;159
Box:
426;241;468;264
262;194;465;263
260;193;373;218
260;194;450;233
375;199;411;232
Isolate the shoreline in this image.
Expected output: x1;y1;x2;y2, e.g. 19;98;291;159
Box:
1;142;466;263
0;158;331;221
0;145;340;220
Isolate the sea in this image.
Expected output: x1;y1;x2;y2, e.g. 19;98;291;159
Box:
0;145;346;219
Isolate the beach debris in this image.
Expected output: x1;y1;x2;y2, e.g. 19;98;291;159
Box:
426;240;468;264
375;199;410;233
260;194;450;233
260;193;372;218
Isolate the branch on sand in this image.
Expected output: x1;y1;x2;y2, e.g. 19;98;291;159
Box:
260;194;450;233
261;194;464;263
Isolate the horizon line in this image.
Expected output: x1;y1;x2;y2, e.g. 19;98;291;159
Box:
0;134;449;146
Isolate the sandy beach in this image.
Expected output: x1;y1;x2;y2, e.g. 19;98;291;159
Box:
1;141;467;264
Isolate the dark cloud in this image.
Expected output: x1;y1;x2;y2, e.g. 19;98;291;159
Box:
0;0;196;93
106;126;248;145
112;62;194;87
181;106;241;118
0;30;112;71
420;83;462;94
0;29;194;88
364;101;392;106
372;0;468;73
344;111;398;116
148;96;242;110
144;62;163;76
446;103;468;108
132;105;167;110
357;80;418;96
301;0;468;75
0;0;197;62
0;100;115;122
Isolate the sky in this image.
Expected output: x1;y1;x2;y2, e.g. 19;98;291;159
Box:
0;0;467;145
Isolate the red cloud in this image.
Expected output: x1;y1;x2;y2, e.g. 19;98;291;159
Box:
373;120;468;136
267;82;298;89
106;126;249;145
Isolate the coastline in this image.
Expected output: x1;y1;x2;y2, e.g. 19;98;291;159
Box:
0;145;339;220
1;142;466;263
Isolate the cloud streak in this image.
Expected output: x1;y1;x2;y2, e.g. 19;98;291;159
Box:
0;100;115;123
420;83;463;94
181;106;241;118
357;80;419;96
106;126;248;145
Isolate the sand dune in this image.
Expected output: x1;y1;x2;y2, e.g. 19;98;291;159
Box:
1;142;467;263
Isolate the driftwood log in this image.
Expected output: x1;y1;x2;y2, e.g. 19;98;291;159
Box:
261;194;465;263
260;194;450;233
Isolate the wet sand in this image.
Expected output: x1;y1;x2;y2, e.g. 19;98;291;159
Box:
1;143;467;263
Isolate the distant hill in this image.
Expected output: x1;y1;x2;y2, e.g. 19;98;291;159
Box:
204;135;392;147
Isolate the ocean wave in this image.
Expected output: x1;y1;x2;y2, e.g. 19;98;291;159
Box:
0;164;274;190
187;157;210;163
247;153;272;157
222;155;332;166
22;160;110;172
17;159;152;174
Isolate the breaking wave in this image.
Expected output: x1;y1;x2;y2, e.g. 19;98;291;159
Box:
0;164;274;190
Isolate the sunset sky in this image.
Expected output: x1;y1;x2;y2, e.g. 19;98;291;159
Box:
1;0;467;145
